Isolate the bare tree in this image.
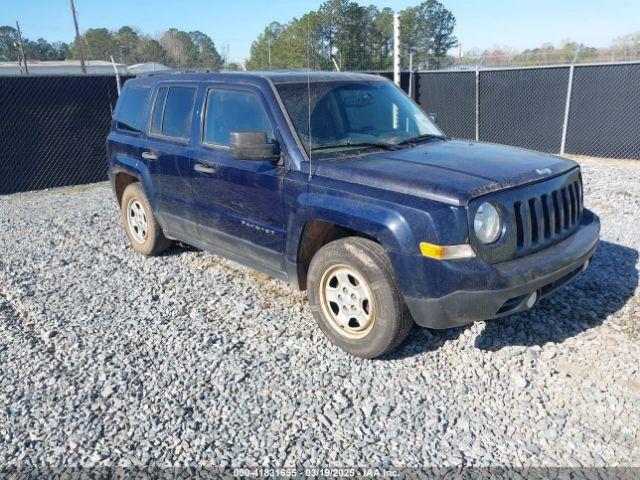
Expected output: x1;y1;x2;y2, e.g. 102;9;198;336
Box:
159;29;187;66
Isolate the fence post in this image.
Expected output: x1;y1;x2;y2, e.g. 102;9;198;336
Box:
560;64;575;156
393;13;400;87
475;64;480;141
110;56;121;96
408;52;414;99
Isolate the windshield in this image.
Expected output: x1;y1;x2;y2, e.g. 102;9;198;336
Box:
275;80;444;158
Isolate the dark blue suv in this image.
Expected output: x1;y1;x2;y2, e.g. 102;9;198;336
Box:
107;72;600;358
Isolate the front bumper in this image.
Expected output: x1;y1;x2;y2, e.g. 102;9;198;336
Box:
402;210;600;329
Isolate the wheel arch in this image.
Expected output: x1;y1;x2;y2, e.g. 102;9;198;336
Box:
109;152;155;208
286;193;416;290
115;171;140;207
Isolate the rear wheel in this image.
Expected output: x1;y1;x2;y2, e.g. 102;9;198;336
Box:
307;237;413;358
120;183;171;256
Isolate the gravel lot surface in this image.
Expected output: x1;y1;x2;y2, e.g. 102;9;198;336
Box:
0;157;639;468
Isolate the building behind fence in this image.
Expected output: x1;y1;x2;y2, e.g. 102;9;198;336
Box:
1;62;639;195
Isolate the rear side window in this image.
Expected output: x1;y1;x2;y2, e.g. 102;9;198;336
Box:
150;87;168;135
115;86;150;132
203;89;274;146
150;86;197;139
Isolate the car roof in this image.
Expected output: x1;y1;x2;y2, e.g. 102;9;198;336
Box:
124;70;389;88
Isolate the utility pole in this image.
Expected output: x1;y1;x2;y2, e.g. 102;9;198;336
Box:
267;37;272;69
393;13;400;87
15;21;28;75
70;0;86;73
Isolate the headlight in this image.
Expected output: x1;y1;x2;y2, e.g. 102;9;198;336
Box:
474;202;502;244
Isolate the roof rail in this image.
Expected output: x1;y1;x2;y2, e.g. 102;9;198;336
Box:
136;67;215;77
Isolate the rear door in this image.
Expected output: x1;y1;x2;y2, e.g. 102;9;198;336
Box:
190;84;287;273
145;83;200;239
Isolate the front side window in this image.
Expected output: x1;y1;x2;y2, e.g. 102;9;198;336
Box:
275;80;443;157
115;86;150;132
203;89;274;146
150;86;196;139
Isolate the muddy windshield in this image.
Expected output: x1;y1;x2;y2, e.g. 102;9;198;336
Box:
275;80;443;157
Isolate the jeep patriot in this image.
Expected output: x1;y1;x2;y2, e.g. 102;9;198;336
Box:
107;72;600;358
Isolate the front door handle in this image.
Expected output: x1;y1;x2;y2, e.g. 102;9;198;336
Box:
194;163;217;174
141;151;158;161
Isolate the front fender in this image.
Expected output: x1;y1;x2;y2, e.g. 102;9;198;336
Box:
286;192;416;263
283;186;470;291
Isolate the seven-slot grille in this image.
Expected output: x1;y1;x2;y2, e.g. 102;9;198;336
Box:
513;176;583;252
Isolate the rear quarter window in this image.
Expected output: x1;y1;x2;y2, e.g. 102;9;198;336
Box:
115;86;150;133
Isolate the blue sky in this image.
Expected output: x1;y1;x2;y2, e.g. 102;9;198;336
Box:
5;0;639;62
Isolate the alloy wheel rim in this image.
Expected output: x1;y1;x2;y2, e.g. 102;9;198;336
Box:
126;198;148;244
319;264;376;339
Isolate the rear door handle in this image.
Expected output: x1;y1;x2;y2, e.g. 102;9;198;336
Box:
141;151;158;161
194;163;217;174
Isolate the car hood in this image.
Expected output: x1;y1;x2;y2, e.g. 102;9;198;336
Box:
312;139;578;206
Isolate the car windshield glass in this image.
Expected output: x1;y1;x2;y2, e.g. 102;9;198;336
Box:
275;80;443;158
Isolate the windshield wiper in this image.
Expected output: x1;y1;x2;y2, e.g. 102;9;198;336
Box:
396;133;445;145
311;141;399;152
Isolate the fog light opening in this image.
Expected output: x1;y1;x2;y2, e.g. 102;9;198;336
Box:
525;291;538;309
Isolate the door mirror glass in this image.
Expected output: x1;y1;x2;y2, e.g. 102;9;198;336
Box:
229;131;279;161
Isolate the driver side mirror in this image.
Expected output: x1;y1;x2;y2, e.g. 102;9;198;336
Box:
230;131;280;161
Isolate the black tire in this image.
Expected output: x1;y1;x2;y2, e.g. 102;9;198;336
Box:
307;237;413;358
120;183;171;256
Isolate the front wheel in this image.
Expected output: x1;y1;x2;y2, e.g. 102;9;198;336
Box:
307;237;413;358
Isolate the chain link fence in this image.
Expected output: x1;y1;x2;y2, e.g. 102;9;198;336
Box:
478;66;569;153
565;63;640;158
0;75;125;195
0;62;639;195
416;71;475;139
415;61;640;159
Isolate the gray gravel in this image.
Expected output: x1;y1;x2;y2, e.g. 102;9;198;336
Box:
0;157;639;468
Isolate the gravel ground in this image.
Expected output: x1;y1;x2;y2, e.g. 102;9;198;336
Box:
0;157;639;469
